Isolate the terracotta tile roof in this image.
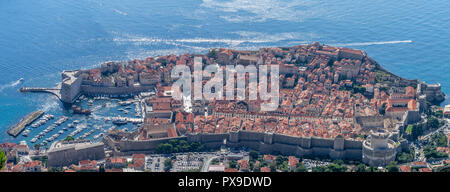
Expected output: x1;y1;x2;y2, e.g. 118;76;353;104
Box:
260;167;271;172
225;168;239;172
419;168;432;172
132;154;146;160
399;165;411;172
411;161;427;167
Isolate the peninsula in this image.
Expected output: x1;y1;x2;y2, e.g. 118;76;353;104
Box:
11;42;448;171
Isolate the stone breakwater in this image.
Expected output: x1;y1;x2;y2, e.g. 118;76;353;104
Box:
7;110;44;137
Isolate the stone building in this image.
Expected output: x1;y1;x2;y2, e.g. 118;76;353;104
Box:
417;82;445;103
444;105;450;118
47;141;105;167
362;130;398;167
60;70;82;103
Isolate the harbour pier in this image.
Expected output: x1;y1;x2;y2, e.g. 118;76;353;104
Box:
19;83;62;100
8;110;44;137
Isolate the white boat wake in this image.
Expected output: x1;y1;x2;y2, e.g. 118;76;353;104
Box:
0;78;24;92
113;9;128;16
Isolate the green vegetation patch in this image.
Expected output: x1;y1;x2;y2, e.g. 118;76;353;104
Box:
155;139;204;154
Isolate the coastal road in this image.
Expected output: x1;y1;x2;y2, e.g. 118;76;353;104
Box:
420;120;446;141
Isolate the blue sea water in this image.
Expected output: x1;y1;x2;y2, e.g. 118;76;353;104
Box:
0;0;449;144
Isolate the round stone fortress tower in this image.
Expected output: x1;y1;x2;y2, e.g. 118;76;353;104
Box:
362;129;398;167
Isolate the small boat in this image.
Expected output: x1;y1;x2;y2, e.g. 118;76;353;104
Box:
93;133;104;139
107;126;116;132
112;117;127;125
72;105;92;115
22;131;29;137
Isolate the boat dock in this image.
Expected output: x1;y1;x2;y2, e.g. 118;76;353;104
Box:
8;110;44;137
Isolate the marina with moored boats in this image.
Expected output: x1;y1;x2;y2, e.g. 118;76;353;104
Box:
11;95;146;149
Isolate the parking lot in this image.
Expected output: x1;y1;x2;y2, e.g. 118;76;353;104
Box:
145;155;166;172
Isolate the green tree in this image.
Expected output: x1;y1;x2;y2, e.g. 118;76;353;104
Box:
229;160;237;169
430;132;448;147
379;103;387;115
269;163;277;172
164;159;173;172
427;117;439;129
277;161;289;172
276;155;288;166
99;164;105;172
424;145;447;159
410;124;423;141
211;159;220;165
396;150;414;164
249;150;259;161
367;166;379;172
64;136;75;142
434;110;443;118
48;167;63;172
156;143;174;154
312;166;328;172
355;163;367;172
155;140;205;154
0;149;7;170
386;161;399;172
352;84;366;94
327;163;347;172
294;162;308;172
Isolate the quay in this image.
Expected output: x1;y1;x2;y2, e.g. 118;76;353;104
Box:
8;110;44;137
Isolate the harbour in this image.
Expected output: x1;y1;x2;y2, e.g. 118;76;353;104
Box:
11;95;146;149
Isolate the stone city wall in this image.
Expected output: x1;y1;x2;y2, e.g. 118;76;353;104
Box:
106;130;364;160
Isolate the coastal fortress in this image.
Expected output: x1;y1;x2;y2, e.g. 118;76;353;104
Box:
60;68;156;103
19;42;446;167
21;62;158;103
